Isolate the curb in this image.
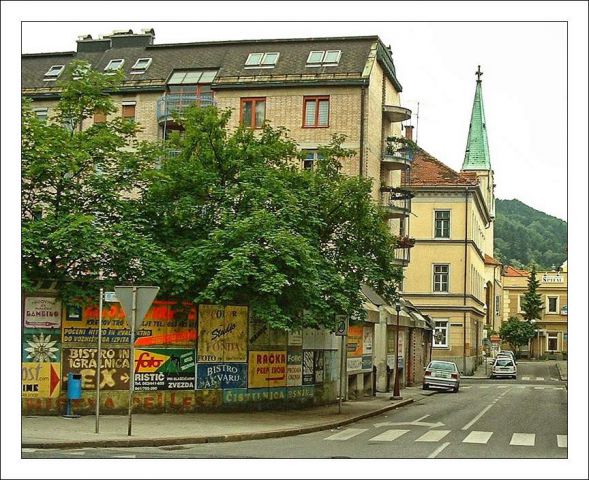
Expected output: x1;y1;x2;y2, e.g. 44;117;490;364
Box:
555;363;568;382
22;399;414;450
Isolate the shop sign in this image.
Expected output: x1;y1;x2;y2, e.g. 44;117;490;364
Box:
134;348;195;391
62;347;130;390
196;363;247;389
24;297;61;329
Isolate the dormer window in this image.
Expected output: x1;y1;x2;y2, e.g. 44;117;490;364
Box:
167;70;217;84
306;50;341;66
105;59;124;72
245;52;279;68
131;58;152;74
44;65;64;80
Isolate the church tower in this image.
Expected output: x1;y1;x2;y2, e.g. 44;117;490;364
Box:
462;66;495;255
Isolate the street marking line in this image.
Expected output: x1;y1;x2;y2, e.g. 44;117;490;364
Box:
462;404;494;430
461;386;472;389
325;428;368;441
497;385;509;389
427;441;450;458
534;386;548;390
368;429;410;442
414;414;430;422
462;431;493;444
536;377;545;381
510;433;535;446
478;385;491;389
416;430;451;442
522;376;531;380
21;448;37;453
557;435;567;448
516;385;526;389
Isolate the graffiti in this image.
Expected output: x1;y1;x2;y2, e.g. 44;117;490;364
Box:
23;297;61;328
62;347;130;390
247;351;287;388
134;348;195;391
223;387;287;404
347;326;363;357
363;327;373;355
22;362;61;398
287;386;314;400
198;305;248;362
196;363;247;389
287;350;302;386
22;330;61;362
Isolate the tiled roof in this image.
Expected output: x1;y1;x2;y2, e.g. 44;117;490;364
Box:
484;254;502;266
402;147;479;187
503;265;528;277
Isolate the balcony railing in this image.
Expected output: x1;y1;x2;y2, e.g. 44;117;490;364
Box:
156;94;216;123
380;187;413;218
392;246;411;267
382;141;414;170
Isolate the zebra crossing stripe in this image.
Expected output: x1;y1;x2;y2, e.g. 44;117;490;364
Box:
462;431;493;444
536;377;545;381
510;433;535;446
479;386;491;389
497;385;509;389
325;428;368;441
522;376;531;380
534;386;548;390
368;429;410;442
416;430;451;442
557;435;567;448
462;386;472;389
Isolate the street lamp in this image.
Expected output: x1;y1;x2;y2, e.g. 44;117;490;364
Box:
392;301;403;400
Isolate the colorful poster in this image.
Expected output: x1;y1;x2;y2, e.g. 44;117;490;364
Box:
134;348;196;391
22;330;61;362
198;305;248;362
196;363;247;389
22;362;61;398
247;351;287;388
302;350;314;385
23;297;61;329
287;349;303;386
347;357;362;372
362;327;373;355
62;300;197;345
62;347;130;390
347;325;363;357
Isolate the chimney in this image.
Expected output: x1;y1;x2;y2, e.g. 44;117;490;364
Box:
405;125;414;141
76;35;111;53
105;28;155;48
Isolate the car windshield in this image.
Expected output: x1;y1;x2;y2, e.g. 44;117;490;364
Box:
429;362;456;371
495;359;514;366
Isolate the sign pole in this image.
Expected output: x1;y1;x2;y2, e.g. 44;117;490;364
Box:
95;288;103;434
127;286;137;436
339;334;346;414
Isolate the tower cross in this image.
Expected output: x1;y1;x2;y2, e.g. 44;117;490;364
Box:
476;65;483;82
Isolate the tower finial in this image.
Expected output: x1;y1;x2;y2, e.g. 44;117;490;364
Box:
476;65;483;83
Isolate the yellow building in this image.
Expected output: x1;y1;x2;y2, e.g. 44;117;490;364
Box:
501;262;568;358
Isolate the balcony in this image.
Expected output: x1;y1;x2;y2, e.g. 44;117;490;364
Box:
382;140;414;171
380;187;413;219
392;246;411;267
156;94;216;123
382;105;412;123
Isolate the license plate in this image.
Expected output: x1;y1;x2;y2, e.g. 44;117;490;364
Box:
434;371;449;378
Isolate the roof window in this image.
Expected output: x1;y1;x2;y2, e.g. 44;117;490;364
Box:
131;57;152;74
167;70;217;84
104;59;124;72
245;52;280;68
44;65;65;80
306;50;341;66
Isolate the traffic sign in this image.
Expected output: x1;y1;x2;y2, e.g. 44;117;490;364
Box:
335;315;348;336
103;291;119;303
114;286;159;330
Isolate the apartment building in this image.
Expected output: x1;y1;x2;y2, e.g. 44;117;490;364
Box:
22;29;430;408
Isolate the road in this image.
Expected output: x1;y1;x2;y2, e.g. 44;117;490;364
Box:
22;361;567;459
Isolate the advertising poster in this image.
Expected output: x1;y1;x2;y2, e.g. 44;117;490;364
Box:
22;330;61;362
314;350;325;384
62;347;130;390
302;350;315;385
198;305;248;362
247;351;287;388
347;357;363;372
196;363;247;389
22;362;61;398
62;300;197;345
23;297;61;329
287;349;303;386
134;348;196;391
362;355;373;370
347;325;363;357
362;327;373;355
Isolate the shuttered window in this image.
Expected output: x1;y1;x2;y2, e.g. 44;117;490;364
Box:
303;96;329;128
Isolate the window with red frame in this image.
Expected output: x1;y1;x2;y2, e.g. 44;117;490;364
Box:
94;110;106;124
122;103;136;121
240;98;266;129
303;96;329;128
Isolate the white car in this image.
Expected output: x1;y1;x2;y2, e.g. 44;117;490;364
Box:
490;357;517;379
423;361;460;392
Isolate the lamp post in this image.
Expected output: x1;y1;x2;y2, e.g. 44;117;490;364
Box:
392;301;403;400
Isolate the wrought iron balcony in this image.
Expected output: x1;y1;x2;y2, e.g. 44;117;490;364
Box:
380;187;413;218
156;94;216;123
382;105;412;123
382;141;414;170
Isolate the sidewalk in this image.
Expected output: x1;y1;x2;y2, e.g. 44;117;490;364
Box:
556;361;567;381
461;359;492;379
22;388;434;449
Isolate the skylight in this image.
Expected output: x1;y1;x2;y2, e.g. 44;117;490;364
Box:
105;59;125;72
167;70;218;84
306;50;341;66
245;52;280;68
131;58;152;73
44;65;65;79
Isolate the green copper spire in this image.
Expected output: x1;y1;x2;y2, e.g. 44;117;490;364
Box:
462;66;491;170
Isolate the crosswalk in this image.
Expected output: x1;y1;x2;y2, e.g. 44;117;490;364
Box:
324;428;567;448
520;376;558;381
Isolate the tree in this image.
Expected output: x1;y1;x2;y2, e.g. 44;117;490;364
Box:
140;106;403;330
520;264;543;321
21;60;163;300
499;316;536;353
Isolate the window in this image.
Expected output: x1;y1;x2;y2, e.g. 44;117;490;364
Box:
44;65;64;80
434;210;451;238
240;98;266;129
167;70;217;85
303;96;329;128
104;59;124;72
546;296;559;314
245;52;280;68
433;321;448;347
131;57;152;73
302;150;323;171
94;110;107;124
122;102;136;121
547;332;558;351
306;50;341;66
33;108;48;123
433;264;449;292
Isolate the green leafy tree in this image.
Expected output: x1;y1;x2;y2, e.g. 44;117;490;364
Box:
21;61;163;300
499;316;536;353
140;106;403;330
520;264;543;321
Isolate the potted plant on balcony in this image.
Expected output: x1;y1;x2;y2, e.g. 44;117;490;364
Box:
396;236;416;248
385;136;416;159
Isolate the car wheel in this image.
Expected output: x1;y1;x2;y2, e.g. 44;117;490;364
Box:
453;386;459;393
422;383;428;390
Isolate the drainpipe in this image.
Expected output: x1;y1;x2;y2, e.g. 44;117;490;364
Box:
359;85;367;177
463;188;469;374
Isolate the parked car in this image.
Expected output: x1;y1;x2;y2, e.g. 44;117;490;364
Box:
499;350;517;364
490;357;517;379
423;360;460;392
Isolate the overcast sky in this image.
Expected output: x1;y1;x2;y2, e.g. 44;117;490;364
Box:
19;20;570;220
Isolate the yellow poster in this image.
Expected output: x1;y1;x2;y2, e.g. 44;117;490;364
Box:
197;305;248;362
248;351;287;388
347;325;363;357
22;362;61;398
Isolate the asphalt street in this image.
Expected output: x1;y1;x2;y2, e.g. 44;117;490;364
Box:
22;361;567;459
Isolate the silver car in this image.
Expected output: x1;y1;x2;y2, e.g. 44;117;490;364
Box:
490;357;517;379
423;360;460;392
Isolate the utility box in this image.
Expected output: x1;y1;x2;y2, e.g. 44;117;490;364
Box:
66;373;82;400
